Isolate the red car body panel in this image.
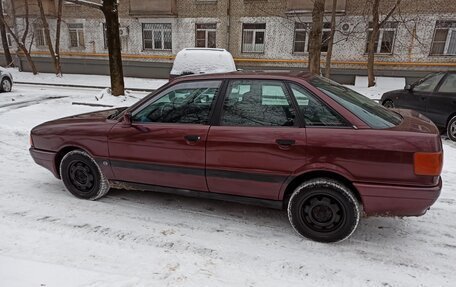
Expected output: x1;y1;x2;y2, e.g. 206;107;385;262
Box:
108;122;209;192
29;71;443;217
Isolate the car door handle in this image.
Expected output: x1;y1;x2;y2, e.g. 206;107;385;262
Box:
276;139;295;146
184;135;201;142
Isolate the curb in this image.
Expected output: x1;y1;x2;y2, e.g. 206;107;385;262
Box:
15;81;156;92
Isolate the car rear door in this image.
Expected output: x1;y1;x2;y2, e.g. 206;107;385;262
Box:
402;73;445;117
108;80;222;192
205;79;309;200
426;73;456;127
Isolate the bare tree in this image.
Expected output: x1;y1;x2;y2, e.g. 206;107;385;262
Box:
36;0;61;75
55;0;63;72
366;0;402;87
0;0;38;74
0;0;13;67
66;0;124;96
324;0;337;78
308;0;326;74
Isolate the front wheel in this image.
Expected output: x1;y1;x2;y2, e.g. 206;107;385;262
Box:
447;115;456;142
60;150;110;200
383;99;394;108
0;77;12;92
287;178;361;243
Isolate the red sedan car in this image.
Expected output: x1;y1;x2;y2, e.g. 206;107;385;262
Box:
29;71;443;243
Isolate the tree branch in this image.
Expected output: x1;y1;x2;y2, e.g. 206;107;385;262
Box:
379;0;402;27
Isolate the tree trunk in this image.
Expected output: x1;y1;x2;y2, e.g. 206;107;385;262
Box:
0;0;37;74
0;0;13;67
1;20;37;74
101;0;125;96
55;0;63;76
324;0;337;78
308;0;325;74
367;0;380;87
36;0;61;76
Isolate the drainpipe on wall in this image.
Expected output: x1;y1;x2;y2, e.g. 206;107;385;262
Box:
227;0;231;52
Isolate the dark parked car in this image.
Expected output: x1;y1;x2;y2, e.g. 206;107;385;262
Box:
381;72;456;141
30;71;443;243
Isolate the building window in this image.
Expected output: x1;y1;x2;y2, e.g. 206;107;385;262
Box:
430;21;456;56
35;27;46;47
103;23;108;49
293;23;307;53
195;23;216;48
365;22;398;54
142;23;172;50
242;23;265;53
68;23;85;48
1;0;7;15
6;33;12;47
293;22;331;54
320;22;332;53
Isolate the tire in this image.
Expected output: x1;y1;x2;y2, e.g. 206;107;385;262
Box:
447;115;456;142
0;77;12;92
59;150;110;200
383;100;394;108
287;178;361;243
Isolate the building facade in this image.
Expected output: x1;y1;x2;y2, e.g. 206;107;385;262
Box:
2;0;456;82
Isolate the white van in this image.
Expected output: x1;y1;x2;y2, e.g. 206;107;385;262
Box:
170;48;237;79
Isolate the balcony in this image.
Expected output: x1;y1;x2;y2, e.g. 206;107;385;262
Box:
287;0;346;14
129;0;177;17
14;0;57;17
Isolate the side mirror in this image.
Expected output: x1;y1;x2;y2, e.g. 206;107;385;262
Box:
404;84;412;91
122;112;132;126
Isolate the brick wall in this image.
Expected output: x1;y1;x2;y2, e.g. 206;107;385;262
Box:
3;0;456;72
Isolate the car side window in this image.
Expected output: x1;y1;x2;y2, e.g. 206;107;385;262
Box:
220;80;297;127
437;74;456;93
413;73;445;92
289;83;348;127
132;80;221;124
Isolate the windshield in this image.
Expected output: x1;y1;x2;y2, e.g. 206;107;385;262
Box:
309;76;402;129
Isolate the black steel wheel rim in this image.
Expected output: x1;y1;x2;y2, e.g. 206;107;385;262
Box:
68;160;95;193
300;194;345;233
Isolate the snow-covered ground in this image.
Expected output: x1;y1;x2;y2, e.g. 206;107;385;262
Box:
0;82;455;287
346;76;406;100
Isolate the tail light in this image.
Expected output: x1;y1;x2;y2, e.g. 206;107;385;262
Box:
29;134;34;147
414;152;443;176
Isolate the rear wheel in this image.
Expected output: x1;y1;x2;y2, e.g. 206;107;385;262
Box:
447;115;456;142
383;99;394;108
0;77;12;92
287;178;361;243
60;150;110;200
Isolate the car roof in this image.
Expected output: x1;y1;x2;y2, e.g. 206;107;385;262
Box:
171;70;313;82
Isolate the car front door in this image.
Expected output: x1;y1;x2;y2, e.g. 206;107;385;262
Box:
108;80;222;192
402;73;445;117
426;73;456;128
205;79;311;200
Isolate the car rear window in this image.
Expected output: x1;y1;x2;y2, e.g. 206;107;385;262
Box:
309;76;402;129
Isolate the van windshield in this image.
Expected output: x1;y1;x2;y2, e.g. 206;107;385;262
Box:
309;76;402;129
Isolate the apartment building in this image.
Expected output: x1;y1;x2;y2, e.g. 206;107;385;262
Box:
1;0;456;82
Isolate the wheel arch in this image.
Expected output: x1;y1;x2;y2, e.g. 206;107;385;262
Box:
282;170;363;209
54;145;92;178
446;112;456;127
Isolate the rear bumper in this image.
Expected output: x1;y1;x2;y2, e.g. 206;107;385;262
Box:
354;178;442;216
29;147;59;179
